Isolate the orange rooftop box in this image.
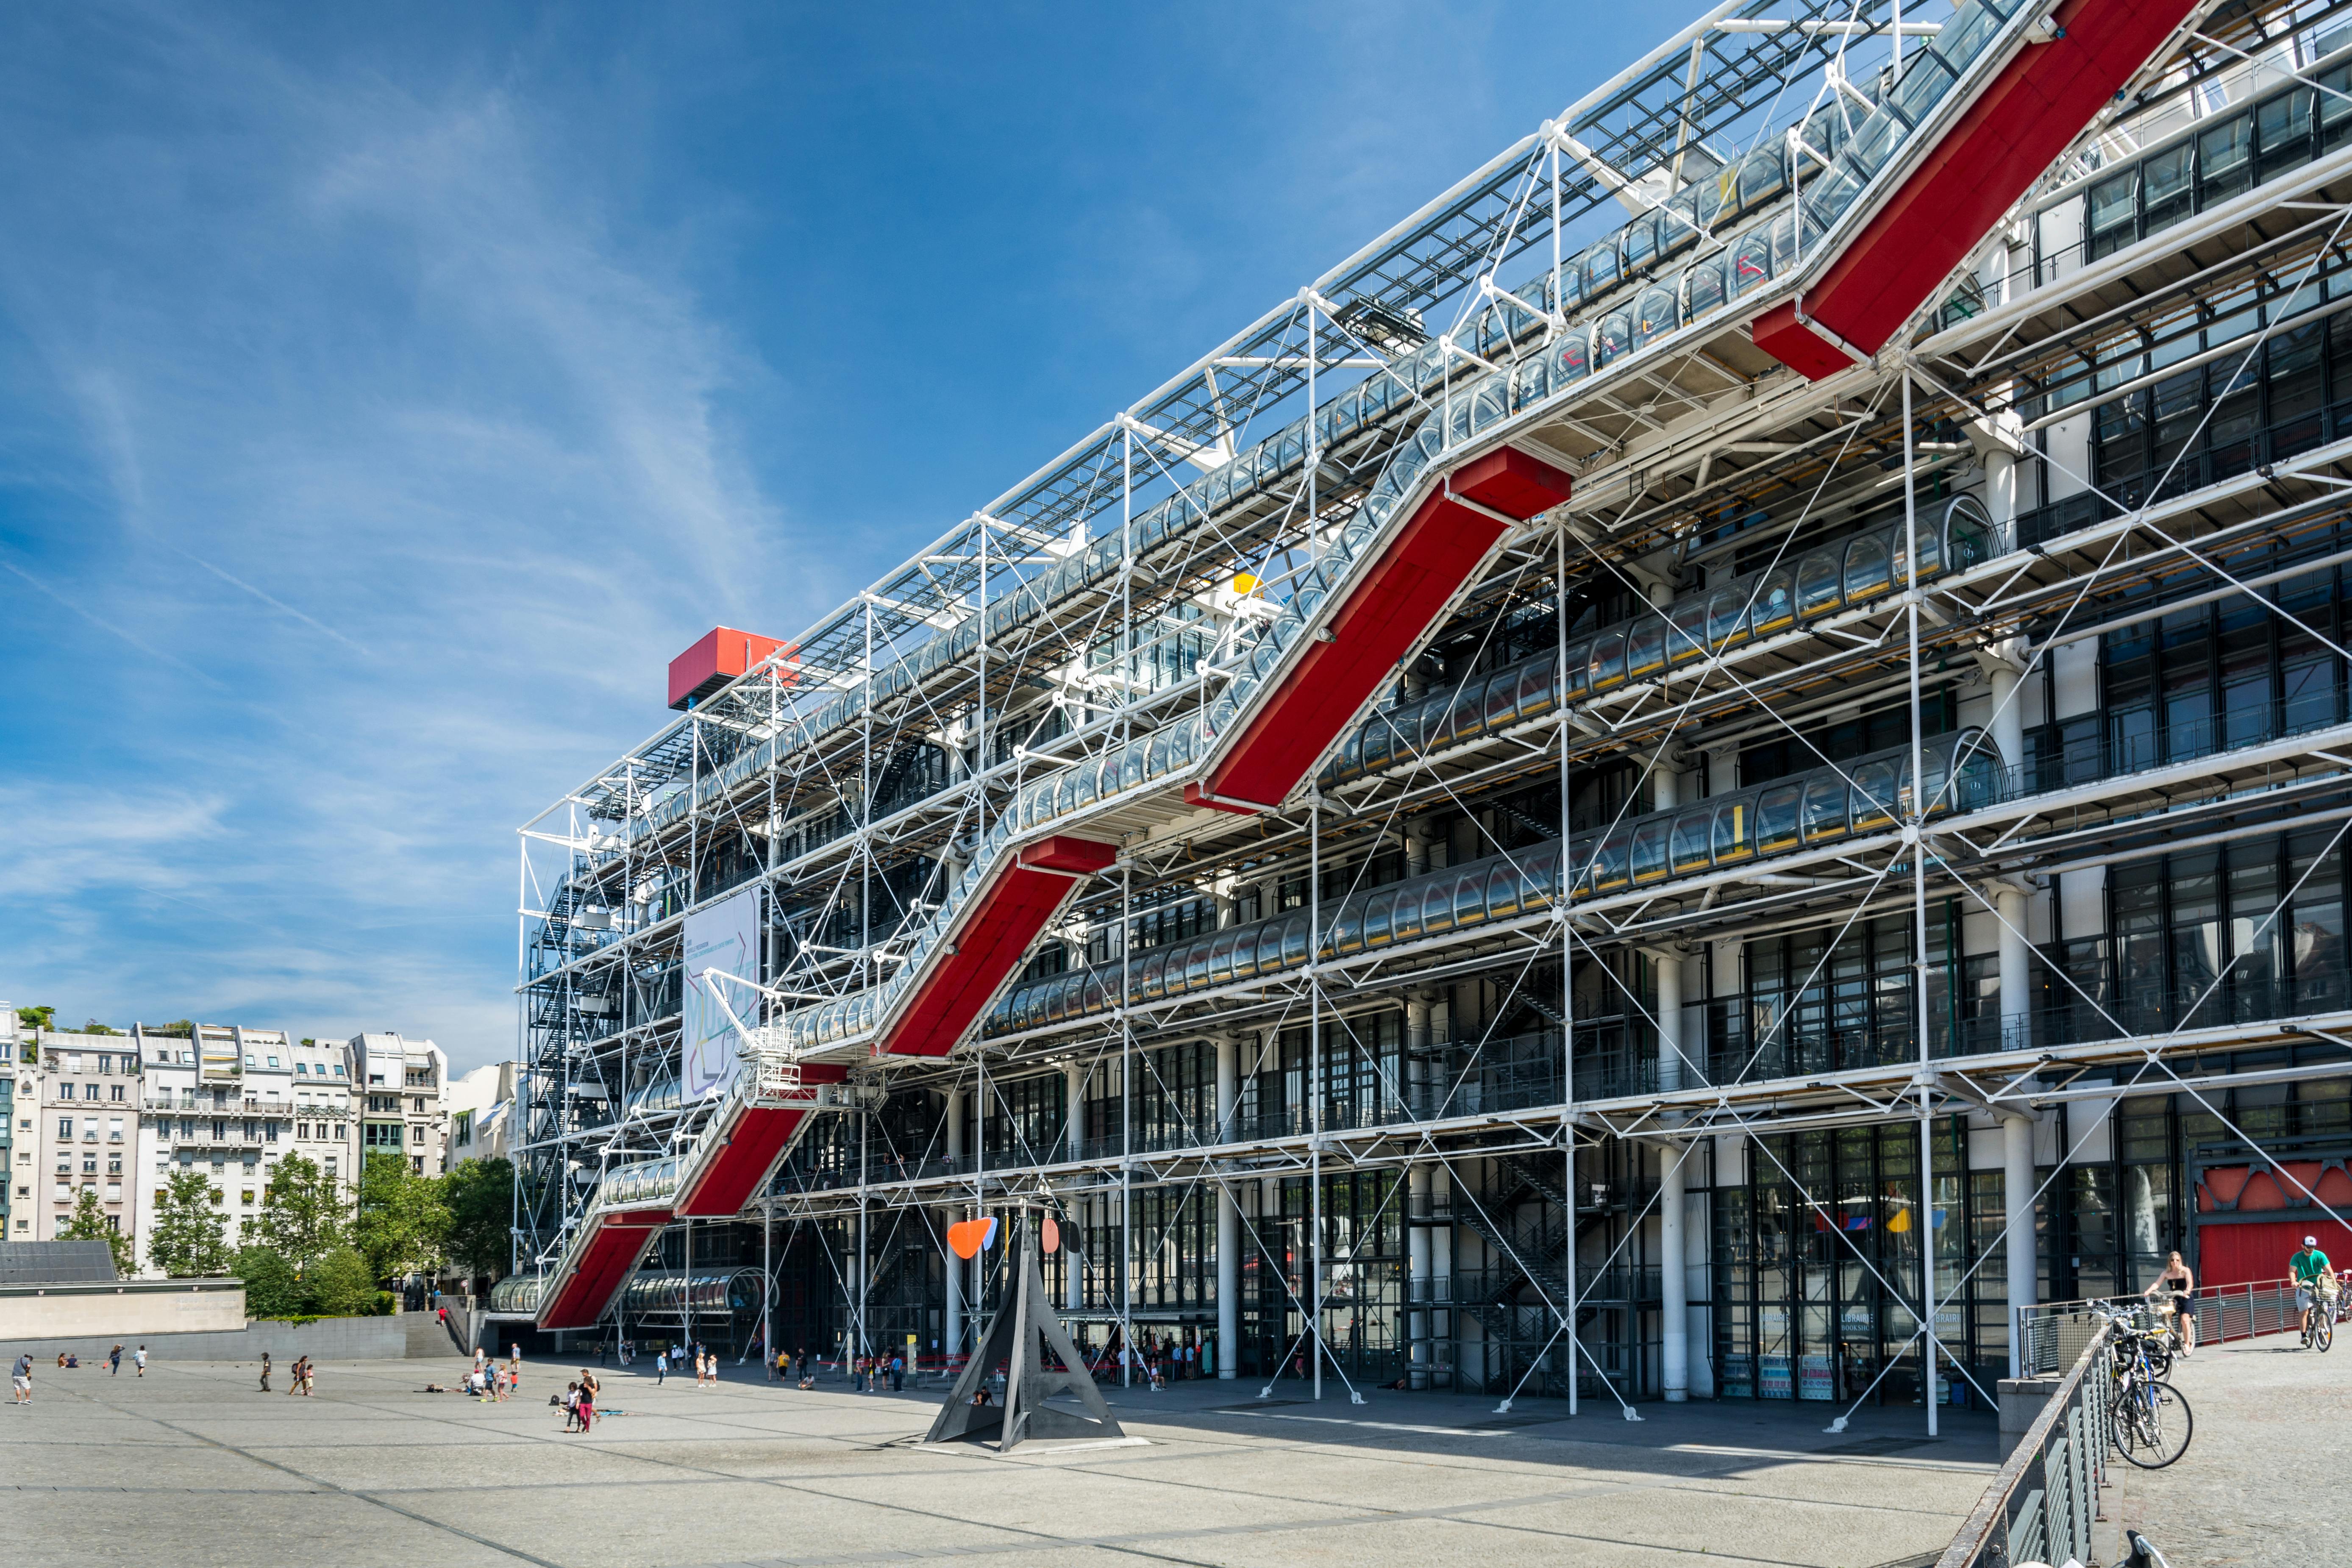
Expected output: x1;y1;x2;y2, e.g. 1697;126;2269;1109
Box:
667;626;787;711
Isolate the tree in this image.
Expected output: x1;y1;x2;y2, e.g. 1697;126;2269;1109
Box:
307;1247;378;1317
441;1157;514;1285
355;1151;446;1284
58;1190;134;1276
147;1170;234;1278
80;1020;120;1036
17;1004;54;1034
257;1153;348;1273
234;1245;303;1319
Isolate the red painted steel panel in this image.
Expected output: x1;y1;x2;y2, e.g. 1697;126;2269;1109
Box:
1019;835;1120;875
1757;0;2198;378
673;1064;851;1218
538;1210;665;1330
1748;308;1858;380
881;862;1079;1056
1449;447;1576;520
668;626;790;710
1201;447;1568;809
2196;1216;2352;1293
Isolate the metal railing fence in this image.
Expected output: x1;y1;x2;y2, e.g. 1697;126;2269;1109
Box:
1936;1321;2114;1568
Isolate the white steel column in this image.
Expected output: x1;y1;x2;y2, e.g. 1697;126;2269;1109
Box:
1407;1165;1431;1389
1066;1060;1086;1313
1660;1141;1688;1402
944;1089;964;1359
1904;372;1938;1437
1653;741;1690;1405
1216;1034;1239;1379
2004;1112;2038;1375
1985;653;2032;1053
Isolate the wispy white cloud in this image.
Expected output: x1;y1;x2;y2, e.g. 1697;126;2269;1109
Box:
0;3;834;1067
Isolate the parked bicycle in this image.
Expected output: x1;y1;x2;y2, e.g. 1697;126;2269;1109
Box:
2099;1307;2194;1469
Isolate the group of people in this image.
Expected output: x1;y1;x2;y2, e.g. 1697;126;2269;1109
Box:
2143;1238;2349;1353
652;1341;721;1387
9;1344;149;1401
848;1352;906;1393
466;1346;523;1401
257;1353;316;1396
561;1368;601;1432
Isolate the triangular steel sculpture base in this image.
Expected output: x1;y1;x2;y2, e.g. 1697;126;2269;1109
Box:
925;1219;1123;1453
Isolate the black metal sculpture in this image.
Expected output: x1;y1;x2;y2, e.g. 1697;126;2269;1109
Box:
925;1211;1124;1452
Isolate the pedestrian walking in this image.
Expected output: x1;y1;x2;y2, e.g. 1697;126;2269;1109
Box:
12;1353;31;1405
259;1353;272;1393
654;1347;667;1386
133;1346;147;1376
108;1344;122;1376
578;1369;598;1433
562;1381;581;1431
507;1348;522;1396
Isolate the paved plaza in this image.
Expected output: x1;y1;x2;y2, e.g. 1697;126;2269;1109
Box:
2113;1328;2352;1565
0;1352;2002;1568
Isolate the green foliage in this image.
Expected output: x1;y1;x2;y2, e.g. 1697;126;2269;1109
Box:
80;1020;120;1036
147;1170;234;1278
307;1247;378;1317
58;1189;134;1275
17;1005;55;1034
257;1153;348;1273
441;1157;514;1283
153;1019;196;1038
355;1151;447;1284
236;1243;384;1320
234;1245;303;1318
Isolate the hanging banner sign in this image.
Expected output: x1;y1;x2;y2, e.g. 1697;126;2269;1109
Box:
681;888;758;1100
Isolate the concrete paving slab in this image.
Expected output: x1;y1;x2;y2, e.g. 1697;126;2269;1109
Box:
2110;1326;2352;1565
5;1356;1999;1568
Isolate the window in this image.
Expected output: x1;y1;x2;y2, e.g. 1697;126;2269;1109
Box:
296;1062;308;1076
410;1155;424;1173
266;1056;278;1068
335;1065;347;1077
96;1054;111;1075
65;1054;82;1073
108;1119;122;1142
109;1083;124;1102
55;1118;70;1140
240;1189;256;1206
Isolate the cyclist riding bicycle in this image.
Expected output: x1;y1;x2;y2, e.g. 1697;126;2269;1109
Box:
2292;1237;2334;1340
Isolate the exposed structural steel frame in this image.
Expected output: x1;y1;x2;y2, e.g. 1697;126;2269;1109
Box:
515;0;2352;1427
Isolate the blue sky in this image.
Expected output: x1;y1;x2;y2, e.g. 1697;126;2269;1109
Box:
0;0;1683;1071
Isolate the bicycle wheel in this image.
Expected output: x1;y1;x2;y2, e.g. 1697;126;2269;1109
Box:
2317;1314;2335;1354
2116;1380;2193;1468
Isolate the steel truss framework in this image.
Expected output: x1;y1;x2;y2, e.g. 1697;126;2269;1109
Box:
516;0;2352;1423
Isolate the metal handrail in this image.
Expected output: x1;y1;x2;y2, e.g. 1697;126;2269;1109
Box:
1937;1319;2114;1568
